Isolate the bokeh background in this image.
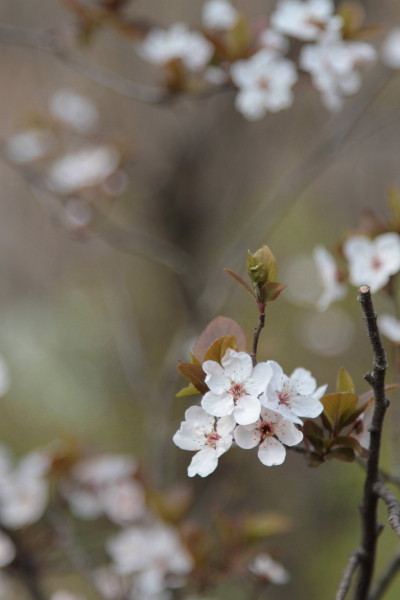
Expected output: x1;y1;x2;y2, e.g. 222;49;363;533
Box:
0;1;400;598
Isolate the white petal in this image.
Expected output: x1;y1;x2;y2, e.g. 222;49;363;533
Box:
221;350;253;382
290;368;316;395
246;362;273;395
216;414;236;436
202;360;228;393
233;396;261;425
274;420;304;446
258;438;286;466
290;395;323;418
201;391;234;417
188;448;219;477
234;425;260;449
378;314;400;343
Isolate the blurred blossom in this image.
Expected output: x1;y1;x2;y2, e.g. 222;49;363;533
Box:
249;553;290;584
378;314;400;343
62;198;93;231
381;27;400;68
343;233;400;293
258;28;289;54
101;480;146;525
139;24;213;71
49;89;99;134
300;33;376;111
5;129;54;164
71;454;137;486
50;592;87;600
270;0;342;41
0;531;16;567
0;357;10;397
345;400;374;450
101;169;129;197
47;145;120;194
231;49;298;120
93;567;129;599
281;253;321;307
203;66;230;85
296;307;355;356
313;245;347;311
202;0;239;31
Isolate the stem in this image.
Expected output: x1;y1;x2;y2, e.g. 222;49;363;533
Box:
251;301;265;366
373;482;400;537
351;286;389;600
336;549;363;600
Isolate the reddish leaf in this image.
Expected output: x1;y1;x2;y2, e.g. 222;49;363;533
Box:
203;335;237;363
325;447;355;462
193;316;246;361
177;362;208;394
260;281;286;303
223;268;256;298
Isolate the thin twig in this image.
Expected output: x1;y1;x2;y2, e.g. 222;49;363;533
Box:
250;301;265;366
368;550;400;600
373;482;400;537
336;549;363;600
351;286;389;600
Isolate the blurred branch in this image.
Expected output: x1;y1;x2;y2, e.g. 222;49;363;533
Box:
373;482;400;537
368;550;400;600
336;549;363;600
351;285;389;600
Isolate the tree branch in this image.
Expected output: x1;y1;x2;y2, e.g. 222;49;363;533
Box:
373;482;400;537
336;549;363;600
250;302;265;366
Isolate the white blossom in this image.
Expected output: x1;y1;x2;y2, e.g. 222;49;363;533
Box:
47;145;120;194
5;129;54;163
378;314;400;343
258;28;289;55
249;553;290;584
50;592;87;600
345;401;374;451
313;245;347;310
71;454;137;487
381;27;400;69
0;531;16;567
201;349;272;425
202;0;239;31
49;89;99;134
261;361;326;425
343;232;400;293
231;49;298;120
173;406;235;477
300;32;376;110
93;567;129;600
139;23;213;71
270;0;342;41
234;408;303;466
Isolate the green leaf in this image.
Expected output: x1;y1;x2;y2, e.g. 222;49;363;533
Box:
321;392;359;433
325;447;355;463
336;367;355;393
330;436;363;454
243;512;292;538
176;382;201;397
177;362;208;394
203;335;237;363
223;268;256;298
246;245;277;286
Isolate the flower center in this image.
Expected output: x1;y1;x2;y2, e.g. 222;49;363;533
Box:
371;256;383;271
205;431;221;448
257;420;275;442
257;76;270;89
228;381;246;400
277;389;292;407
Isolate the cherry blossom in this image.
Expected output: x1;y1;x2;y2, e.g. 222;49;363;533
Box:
300;32;376;110
270;0;342;41
173;406;235;477
378;314;400;344
261;361;326;425
234;408;303;466
202;0;239;31
201;349;272;425
346;401;374;451
231;49;298;120
139;23;213;71
381;27;400;69
343;232;400;293
313;245;347;310
49;89;99;134
5;129;54;164
249;553;290;584
258;28;289;55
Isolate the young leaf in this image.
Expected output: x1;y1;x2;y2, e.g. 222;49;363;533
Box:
325;447;355;462
203;335;237;363
193;316;246;361
336;367;355;393
246;245;277;286
176;382;201;397
260;281;286;303
321;392;359;433
177;362;208;394
223;268;256;298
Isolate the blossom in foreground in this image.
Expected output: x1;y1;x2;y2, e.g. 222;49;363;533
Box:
202;0;239;31
300;33;376;110
47;145;120;194
139;23;213;71
381;27;400;69
49;89;99;134
231;49;297;120
173;406;235;477
201;349;272;425
378;314;400;344
261;361;326;425
343;232;400;293
313;245;347;310
234;408;303;466
270;0;341;41
249;553;290;584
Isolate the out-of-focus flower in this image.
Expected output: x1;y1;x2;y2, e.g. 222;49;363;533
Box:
62;199;93;232
344;401;374;450
107;523;193;579
300;32;376;110
381;27;400;69
173;406;235;477
261;361;326;425
378;314;400;343
231;49;297;120
249;553;290;584
234;408;303;466
139;23;213;71
49;89;99;134
0;531;16;567
93;567;129;600
258;28;289;54
5;129;54;164
47;145;120;194
101;480;146;525
71;454;137;487
313;245;347;311
50;592;87;600
202;0;239;31
201;349;272;425
343;232;400;293
270;0;342;41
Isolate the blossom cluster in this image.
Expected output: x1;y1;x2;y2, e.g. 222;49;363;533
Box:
133;0;400;119
173;348;326;477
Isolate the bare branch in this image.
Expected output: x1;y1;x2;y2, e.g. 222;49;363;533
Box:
336;549;363;600
373;482;400;537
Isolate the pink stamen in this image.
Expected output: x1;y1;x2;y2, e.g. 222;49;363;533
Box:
228;382;246;400
205;431;221;448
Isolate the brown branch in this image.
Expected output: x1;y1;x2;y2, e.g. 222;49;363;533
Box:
351;286;389;600
336;549;363;600
373;482;400;537
368;551;400;600
250;301;265;366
